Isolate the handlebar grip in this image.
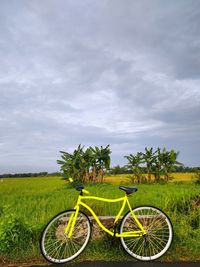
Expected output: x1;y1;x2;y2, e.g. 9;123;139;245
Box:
69;178;74;183
82;189;90;195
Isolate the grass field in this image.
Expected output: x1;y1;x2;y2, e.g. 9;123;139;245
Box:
0;174;199;263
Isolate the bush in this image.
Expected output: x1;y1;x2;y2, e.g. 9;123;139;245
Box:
0;207;33;254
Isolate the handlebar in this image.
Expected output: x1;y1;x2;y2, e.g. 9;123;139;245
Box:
68;178;90;195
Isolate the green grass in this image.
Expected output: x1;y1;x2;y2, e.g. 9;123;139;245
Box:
0;176;198;224
0;175;200;263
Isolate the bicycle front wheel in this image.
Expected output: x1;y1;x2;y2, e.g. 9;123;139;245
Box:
120;206;173;261
40;210;91;264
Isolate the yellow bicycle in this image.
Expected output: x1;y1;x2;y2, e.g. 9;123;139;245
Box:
40;178;173;263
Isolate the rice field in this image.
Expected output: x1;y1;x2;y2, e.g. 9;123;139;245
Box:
0;173;196;225
105;172;194;185
0;174;199;263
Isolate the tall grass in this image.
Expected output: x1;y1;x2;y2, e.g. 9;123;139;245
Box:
0;177;199;224
0;175;200;261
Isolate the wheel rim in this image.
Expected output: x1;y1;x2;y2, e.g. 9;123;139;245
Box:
120;206;173;261
41;211;90;263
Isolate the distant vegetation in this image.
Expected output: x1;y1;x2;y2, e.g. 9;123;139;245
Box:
109;165;200;175
57;145;184;184
0;172;48;178
57;144;111;183
1;146;199;183
1;167;199;179
124;147;182;183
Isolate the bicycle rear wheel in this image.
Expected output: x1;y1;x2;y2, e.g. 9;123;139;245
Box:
120;206;173;261
40;210;91;264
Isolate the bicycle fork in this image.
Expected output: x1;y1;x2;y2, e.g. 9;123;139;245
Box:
64;197;81;238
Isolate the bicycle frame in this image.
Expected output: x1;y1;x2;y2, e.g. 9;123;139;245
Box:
65;194;146;238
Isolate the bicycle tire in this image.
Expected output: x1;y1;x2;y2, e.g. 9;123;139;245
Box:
120;205;173;261
40;209;91;264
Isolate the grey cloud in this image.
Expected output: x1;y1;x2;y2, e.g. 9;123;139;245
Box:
0;0;200;173
97;0;200;79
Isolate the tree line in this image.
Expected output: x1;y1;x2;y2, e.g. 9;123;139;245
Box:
0;172;48;178
1;145;198;182
109;165;199;175
58;145;184;183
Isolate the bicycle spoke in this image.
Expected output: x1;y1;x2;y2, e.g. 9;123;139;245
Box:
120;206;173;261
41;211;90;263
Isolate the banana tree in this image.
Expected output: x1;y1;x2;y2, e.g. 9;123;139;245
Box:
152;148;182;182
125;152;144;183
152;148;163;182
82;147;95;182
89;145;111;183
162;149;182;181
57;151;72;179
57;145;85;183
58;144;111;184
142;147;157;182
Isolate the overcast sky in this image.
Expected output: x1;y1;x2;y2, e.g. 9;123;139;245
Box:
0;0;200;173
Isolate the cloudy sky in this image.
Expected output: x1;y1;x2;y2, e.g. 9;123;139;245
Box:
0;0;200;173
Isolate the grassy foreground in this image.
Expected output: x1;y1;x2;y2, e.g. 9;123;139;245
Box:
0;174;200;264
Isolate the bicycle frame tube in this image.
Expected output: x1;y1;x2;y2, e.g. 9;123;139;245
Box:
67;194;146;238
